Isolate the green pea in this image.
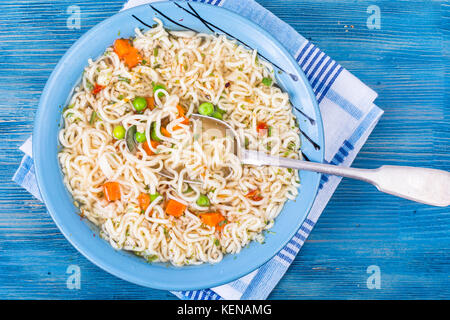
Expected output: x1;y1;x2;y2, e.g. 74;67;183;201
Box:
198;102;214;116
149;192;161;202
135;131;146;143
153;84;166;98
196;194;210;207
150;123;161;142
210;111;223;120
113;125;126;139
132;96;147;112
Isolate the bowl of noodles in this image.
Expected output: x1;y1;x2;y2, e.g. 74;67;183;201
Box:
34;1;324;290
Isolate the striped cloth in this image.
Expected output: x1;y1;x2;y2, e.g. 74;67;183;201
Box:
13;0;383;300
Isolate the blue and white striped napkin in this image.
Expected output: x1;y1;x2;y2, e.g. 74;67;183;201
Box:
13;0;383;300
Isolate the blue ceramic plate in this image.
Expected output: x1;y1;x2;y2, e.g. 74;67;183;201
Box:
33;1;324;290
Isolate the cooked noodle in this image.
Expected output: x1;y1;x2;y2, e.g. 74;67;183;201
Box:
58;18;301;266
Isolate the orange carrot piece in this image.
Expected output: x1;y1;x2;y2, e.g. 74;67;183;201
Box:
176;104;185;117
113;39;142;68
92;83;105;95
165;199;186;218
103;182;121;201
176;104;190;124
142;140;160;156
138;193;151;211
257;121;268;136
180;116;190;125
173;105;189;130
123;48;142;68
146;96;155;110
246;189;263;201
113;39;132;57
161;127;171;138
200;212;227;231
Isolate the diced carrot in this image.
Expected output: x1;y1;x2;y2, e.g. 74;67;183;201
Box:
142;140;160;156
173;105;189;130
257;121;268;136
92;83;105;95
176;104;185;117
146;96;155;110
200;212;227;231
103;182;121;201
123;47;142;68
113;39;142;68
138;193;151;211
165;199;186;218
245;189;263;201
113;39;132;57
176;105;189;124
180;116;189;125
161;127;171;138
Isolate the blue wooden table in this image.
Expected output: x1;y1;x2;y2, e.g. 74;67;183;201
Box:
0;0;448;299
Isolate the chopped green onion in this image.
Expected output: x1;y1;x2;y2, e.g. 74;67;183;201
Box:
118;76;130;83
153;47;159;57
146;255;158;262
214;239;220;246
89;111;98;125
62;104;74;117
63;104;74;111
288;141;296;150
85;80;93;90
218;219;228;227
261;77;272;86
268;126;273;137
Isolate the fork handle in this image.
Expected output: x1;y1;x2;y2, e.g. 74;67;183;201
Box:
241;150;450;207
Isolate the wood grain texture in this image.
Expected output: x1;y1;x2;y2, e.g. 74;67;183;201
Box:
0;0;448;299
